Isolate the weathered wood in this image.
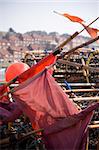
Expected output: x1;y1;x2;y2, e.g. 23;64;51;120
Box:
57;59;99;73
88;124;99;129
64;88;99;93
92;121;99;124
58;82;96;87
70;96;99;101
81;57;89;83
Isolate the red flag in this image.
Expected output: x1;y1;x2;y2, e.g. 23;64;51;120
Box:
12;69;98;149
13;69;79;128
62;13;84;24
43;103;98;150
17;53;56;83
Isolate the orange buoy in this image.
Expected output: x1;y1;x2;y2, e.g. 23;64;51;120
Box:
5;62;30;82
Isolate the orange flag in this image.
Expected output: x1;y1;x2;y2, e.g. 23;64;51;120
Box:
82;24;99;39
55;11;99;39
62;13;84;24
63;13;99;38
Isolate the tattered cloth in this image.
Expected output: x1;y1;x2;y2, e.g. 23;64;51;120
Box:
12;69;99;150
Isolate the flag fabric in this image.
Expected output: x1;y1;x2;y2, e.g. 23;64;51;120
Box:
43;103;98;150
0;85;9;102
62;13;84;24
13;69;79;128
61;12;98;39
17;53;57;83
82;24;99;39
12;69;99;149
0;102;22;125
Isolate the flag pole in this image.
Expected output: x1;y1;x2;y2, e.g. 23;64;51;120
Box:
53;11;99;37
54;31;79;52
79;16;99;34
59;36;99;57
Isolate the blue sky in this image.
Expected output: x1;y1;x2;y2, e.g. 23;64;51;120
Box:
0;0;99;37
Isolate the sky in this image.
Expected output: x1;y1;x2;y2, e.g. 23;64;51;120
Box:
0;0;99;37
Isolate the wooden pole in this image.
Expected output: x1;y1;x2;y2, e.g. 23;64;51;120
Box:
57;59;99;73
81;57;89;83
88;124;99;129
70;96;99;101
86;132;89;150
61;36;99;57
55;32;79;50
64;88;99;93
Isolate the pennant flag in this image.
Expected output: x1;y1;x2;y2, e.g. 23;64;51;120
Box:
12;69;99;149
62;13;84;24
63;13;99;38
82;24;99;39
54;11;84;24
54;11;99;39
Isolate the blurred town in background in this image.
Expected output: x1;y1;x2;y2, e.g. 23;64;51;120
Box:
0;28;98;68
